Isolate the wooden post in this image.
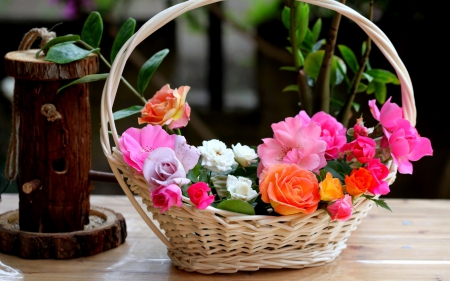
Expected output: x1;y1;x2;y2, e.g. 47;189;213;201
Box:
4;49;99;233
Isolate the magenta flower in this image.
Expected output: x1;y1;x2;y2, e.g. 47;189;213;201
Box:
151;184;183;213
119;125;176;173
257;117;327;174
366;159;390;195
327;194;353;222
295;111;347;160
385;119;433;174
369;97;403;137
143;147;190;192
340;136;376;164
187;182;215;210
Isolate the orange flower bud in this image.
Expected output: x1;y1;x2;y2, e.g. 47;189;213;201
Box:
319;172;344;201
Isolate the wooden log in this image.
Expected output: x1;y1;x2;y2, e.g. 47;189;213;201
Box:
4;49;99;233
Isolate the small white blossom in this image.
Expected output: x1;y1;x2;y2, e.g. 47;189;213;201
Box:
232;143;258;167
197;139;236;173
226;175;258;202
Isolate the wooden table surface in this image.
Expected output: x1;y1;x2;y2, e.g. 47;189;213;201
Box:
1;194;449;281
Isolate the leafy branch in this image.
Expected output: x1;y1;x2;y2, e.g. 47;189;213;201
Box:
36;11;170;120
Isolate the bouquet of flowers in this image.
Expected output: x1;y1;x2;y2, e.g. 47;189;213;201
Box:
118;83;432;221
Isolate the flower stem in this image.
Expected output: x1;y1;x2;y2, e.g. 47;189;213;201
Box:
312;0;346;114
338;0;373;127
78;40;147;104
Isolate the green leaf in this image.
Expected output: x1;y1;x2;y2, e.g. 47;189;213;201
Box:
312;38;325;52
372;199;392;212
296;3;309;44
81;11;103;48
374;81;387;104
36;35;80;57
356;83;368;93
333;56;347;86
112;105;144;121
57;73;109;93
365;69;400;85
311;18;322;43
111;17;136;63
279;66;297;72
282;84;299;92
362;72;373;83
352;102;360;112
282;6;291;30
137;49;170;94
285;46;293;54
216;199;255;215
338;44;359;73
366;81;376;94
324;160;353;181
44;42;100;64
304;50;323;79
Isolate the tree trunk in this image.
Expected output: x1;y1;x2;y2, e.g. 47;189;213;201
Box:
4;49;99;233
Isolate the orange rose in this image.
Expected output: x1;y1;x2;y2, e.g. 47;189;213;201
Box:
259;164;320;215
138;84;191;130
344;167;375;197
319;172;344;201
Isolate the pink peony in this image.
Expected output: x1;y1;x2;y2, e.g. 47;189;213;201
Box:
295;111;347;160
119;125;176;173
327;194;353;222
257;117;327;174
187;182;215;210
366;159;390;195
385;118;433;174
340;136;376;164
151;184;183;213
143;147;190;192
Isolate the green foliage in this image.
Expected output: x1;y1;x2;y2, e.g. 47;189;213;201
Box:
81;11;103;48
57;73;109;93
363;195;392;212
323;160;353;182
44;42;99;64
36;35;80;57
216;199;255;215
112;105;144;121
111;18;136;63
137;49;170;94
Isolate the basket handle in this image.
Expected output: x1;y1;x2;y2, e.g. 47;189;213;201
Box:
100;0;416;247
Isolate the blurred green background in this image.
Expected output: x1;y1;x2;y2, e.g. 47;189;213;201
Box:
1;0;448;199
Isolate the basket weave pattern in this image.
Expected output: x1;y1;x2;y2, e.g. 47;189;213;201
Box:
110;149;373;273
101;0;415;274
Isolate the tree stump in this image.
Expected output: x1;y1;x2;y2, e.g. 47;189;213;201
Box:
4;49;97;233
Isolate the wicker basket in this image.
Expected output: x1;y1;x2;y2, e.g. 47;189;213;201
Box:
100;0;416;274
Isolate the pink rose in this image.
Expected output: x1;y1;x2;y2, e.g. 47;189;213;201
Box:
352;117;370;139
340;136;376;164
187;182;215;209
143;147;190;192
119;125;176;173
173;135;201;172
257;117;327;175
139;84;191;130
151;184;183;213
327;194;353;222
385;118;433;174
366;159;390;195
295;111;347;160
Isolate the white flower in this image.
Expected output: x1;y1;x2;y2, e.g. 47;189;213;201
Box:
232;143;258;167
198;139;236;173
226;175;258;201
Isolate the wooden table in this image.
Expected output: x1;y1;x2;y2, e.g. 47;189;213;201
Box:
1;194;449;280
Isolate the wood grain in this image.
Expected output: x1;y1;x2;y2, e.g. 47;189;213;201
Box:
1;195;449;280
